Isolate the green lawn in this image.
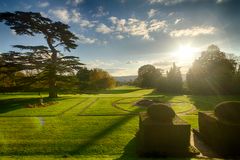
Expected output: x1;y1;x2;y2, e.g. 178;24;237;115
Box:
0;86;240;159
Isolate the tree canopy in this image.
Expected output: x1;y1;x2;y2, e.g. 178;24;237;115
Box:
166;63;183;93
77;67;116;91
186;45;237;94
135;64;162;88
0;11;81;97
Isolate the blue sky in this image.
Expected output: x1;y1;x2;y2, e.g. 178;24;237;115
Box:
0;0;240;76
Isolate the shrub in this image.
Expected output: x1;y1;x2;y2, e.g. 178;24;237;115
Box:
135;99;154;107
147;103;175;122
214;101;240;123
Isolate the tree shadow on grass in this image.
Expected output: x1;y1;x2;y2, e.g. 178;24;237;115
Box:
186;95;240;111
144;90;180;103
0;97;66;114
99;88;142;94
69;115;138;155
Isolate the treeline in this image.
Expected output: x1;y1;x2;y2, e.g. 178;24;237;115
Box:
77;67;116;91
135;45;240;95
135;63;183;93
0;65;116;93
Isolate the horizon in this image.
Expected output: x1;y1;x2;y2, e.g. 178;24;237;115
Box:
0;0;240;76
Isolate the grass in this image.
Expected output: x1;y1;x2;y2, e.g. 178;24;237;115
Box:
1;86;240;159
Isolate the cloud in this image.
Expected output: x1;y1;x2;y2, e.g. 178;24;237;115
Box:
66;0;84;6
174;18;182;24
105;68;127;76
116;35;124;39
87;59;114;68
22;3;32;10
126;60;143;64
149;0;228;5
96;23;113;34
109;16;126;32
153;61;173;67
49;8;70;23
148;0;188;5
168;12;175;16
170;26;216;37
148;9;157;18
49;9;95;28
11;29;17;35
40;12;48;18
101;40;108;45
109;16;118;24
108;17;167;40
93;6;109;17
38;2;49;8
76;34;97;44
126;18;151;39
148;19;167;32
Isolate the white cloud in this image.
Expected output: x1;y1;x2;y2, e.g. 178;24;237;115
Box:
108;17;167;40
96;23;113;34
93;6;109;17
148;9;157;18
40;12;48;18
148;19;167;32
11;29;17;35
168;12;175;16
153;61;173;67
87;59;114;69
70;9;81;23
79;20;95;28
126;18;150;39
49;9;95;28
170;26;216;37
116;35;124;39
148;0;187;5
102;41;108;45
38;2;49;8
49;8;70;23
109;17;126;32
175;18;182;24
149;0;228;5
22;3;32;10
116;19;126;32
66;0;84;6
109;16;118;24
105;68;128;76
76;34;97;44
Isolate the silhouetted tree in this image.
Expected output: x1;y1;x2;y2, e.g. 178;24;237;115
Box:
76;67;91;90
0;11;81;97
135;64;162;88
166;63;183;93
186;45;237;94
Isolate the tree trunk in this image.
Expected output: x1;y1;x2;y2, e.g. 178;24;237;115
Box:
47;37;58;98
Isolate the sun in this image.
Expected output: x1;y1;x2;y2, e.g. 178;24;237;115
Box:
173;44;198;62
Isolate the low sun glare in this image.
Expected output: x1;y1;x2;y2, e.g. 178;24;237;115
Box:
173;44;199;63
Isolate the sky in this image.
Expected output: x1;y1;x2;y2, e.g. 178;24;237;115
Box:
0;0;240;76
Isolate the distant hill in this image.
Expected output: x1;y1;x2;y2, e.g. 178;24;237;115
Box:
114;75;137;82
114;74;186;82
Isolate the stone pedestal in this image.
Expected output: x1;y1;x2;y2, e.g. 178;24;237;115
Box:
199;111;240;156
137;104;191;157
